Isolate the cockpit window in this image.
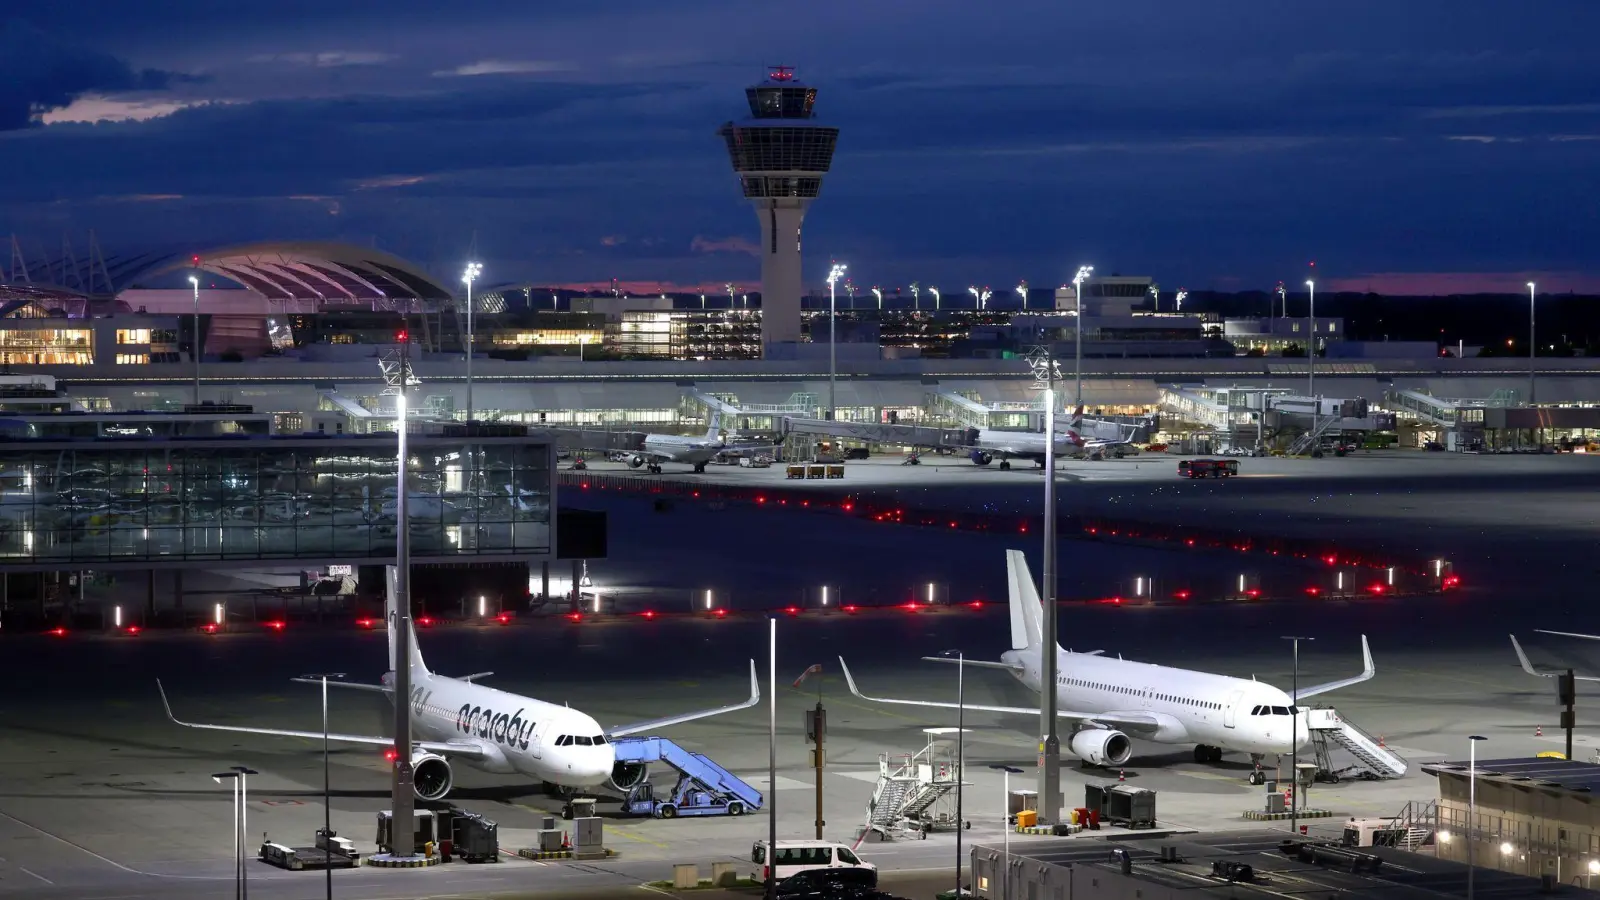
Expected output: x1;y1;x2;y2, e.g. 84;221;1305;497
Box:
592;735;607;745
1252;705;1263;715
556;735;571;746
575;735;593;746
1270;706;1290;715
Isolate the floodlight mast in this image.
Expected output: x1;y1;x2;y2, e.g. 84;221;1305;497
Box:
1025;344;1063;826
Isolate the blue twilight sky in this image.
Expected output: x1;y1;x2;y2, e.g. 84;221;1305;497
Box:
2;1;1599;296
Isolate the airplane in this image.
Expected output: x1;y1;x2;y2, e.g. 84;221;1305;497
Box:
157;568;761;801
963;409;1143;469
625;413;728;474
840;550;1376;780
1511;631;1600;682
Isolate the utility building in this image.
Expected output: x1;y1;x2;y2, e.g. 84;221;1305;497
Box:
719;67;840;352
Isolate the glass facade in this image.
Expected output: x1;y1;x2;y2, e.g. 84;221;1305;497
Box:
0;328;93;365
720;125;840;174
0;435;552;566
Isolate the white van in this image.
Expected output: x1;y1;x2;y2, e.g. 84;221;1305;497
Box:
751;839;875;882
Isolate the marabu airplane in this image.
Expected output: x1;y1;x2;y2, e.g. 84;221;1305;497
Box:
159;571;758;800
842;550;1375;779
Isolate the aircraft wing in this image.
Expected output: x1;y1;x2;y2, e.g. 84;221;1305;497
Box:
839;658;1161;732
1511;635;1600;682
919;656;1024;672
1294;635;1375;700
605;660;760;738
290;676;389;693
157;680;492;761
1536;630;1600;643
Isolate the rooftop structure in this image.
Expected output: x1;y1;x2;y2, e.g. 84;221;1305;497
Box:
718;67;840;350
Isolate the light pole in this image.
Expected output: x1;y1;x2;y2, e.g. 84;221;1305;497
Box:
929;286;940;310
1527;281;1537;406
910;282;920;310
1149;283;1159;312
1175;289;1187;312
990;764;1023;900
726;282;736;309
1281;636;1312;836
766;617;778;900
826;263;847;421
1306;280;1317;451
1016;281;1028;309
941;649;966;899
1071;266;1094;422
1027;348;1063;825
1468;734;1487;900
188;274;201;406
382;335;419;861
461;261;482;424
871;287;883;310
1275;282;1286;349
213;770;242;900
305;672;346;900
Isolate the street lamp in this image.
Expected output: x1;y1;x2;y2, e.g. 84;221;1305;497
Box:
1016;281;1029;309
1027;347;1064;825
461;261;482;424
213;766;259;900
1527;281;1537;406
826;263;847;422
1071;265;1094;421
1275;282;1287;344
942;650;967;899
188;274;201;406
726;282;736;308
1281;636;1313;835
871;286;883;310
929;286;940;310
1306;280;1317;450
910;282;920;310
1175;289;1187;312
1468;734;1487;900
989;764;1024;900
1148;283;1159;312
302;672;346;900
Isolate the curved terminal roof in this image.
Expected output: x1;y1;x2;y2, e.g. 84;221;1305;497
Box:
19;241;454;307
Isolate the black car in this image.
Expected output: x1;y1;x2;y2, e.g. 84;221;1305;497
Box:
774;868;909;900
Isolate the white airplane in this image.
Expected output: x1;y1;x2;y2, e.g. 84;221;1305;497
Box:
626;413;727;474
841;550;1375;777
157;569;760;800
1511;631;1600;682
963;411;1141;469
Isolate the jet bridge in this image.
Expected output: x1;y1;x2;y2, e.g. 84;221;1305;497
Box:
776;417;977;450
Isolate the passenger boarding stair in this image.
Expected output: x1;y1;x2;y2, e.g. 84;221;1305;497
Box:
859;732;965;842
612;736;763;818
1306;708;1407;780
1287;415;1342;456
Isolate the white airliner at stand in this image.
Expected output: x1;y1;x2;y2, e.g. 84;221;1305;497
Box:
625;412;732;474
843;550;1404;782
159;566;760;801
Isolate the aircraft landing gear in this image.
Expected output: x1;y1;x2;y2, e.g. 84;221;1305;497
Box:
1247;752;1267;785
693;462;707;473
999;459;1011;470
1193;744;1223;764
648;463;663;474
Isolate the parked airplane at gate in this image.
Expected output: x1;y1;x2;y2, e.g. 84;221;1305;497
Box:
158;570;759;800
965;409;1144;469
841;550;1374;778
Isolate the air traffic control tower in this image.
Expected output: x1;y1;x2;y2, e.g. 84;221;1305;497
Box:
719;67;840;350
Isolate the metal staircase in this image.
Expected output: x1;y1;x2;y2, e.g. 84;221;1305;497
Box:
1287;415;1342;456
1306;708;1407;779
859;733;965;842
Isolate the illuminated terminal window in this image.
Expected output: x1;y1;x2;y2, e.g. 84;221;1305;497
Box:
115;354;150;365
494;329;604;347
116;329;152;345
0;328;93;365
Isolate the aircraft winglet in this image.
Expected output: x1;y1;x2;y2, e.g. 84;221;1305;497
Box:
1510;634;1600;682
1294;635;1376;700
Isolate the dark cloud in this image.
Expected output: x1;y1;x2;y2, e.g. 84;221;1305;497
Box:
0;21;199;131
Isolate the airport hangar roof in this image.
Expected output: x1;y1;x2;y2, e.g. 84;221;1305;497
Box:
20;241;455;307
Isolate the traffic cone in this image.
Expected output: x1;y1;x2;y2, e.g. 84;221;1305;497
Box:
1537;725;1544;737
1377;735;1386;748
1118;769;1125;782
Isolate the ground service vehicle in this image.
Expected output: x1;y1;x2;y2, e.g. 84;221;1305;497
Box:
1178;459;1239;478
754;840;876;883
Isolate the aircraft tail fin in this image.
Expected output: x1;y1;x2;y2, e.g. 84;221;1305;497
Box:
1006;550;1045;651
707;411;722;442
385;565;429;676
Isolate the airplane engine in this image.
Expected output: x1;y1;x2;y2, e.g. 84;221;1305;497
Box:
969;450;993;466
412;752;454;801
610;761;648;791
629;456;645;468
1068;728;1133;767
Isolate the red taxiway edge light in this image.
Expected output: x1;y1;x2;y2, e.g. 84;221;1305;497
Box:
48;626;68;637
265;620;286;631
968;601;983;609
1305;586;1322;596
124;625;142;635
1173;590;1191;600
496;613;511;625
418;616;436;627
565;612;582;622
713;608;728;617
640;610;656;619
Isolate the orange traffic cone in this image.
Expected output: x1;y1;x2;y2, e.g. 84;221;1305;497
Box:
1537;725;1544;737
1378;735;1386;748
1118;769;1125;782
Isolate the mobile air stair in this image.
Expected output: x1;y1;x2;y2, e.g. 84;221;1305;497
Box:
1306;708;1408;781
859;729;966;842
612;737;763;819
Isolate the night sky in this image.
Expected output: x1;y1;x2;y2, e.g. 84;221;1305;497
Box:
3;1;1598;295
